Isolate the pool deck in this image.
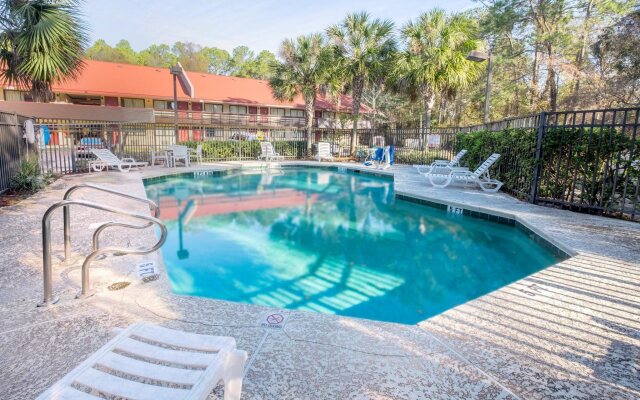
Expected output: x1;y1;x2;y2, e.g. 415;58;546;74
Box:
0;161;638;399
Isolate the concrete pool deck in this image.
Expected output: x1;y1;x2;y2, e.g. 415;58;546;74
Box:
0;161;638;399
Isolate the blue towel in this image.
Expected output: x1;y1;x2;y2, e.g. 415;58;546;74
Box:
388;145;394;165
42;125;51;145
374;147;384;161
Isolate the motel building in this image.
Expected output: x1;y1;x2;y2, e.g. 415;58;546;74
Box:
0;60;368;146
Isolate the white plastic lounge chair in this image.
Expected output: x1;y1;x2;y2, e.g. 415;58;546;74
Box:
317;142;334;162
170;144;190;167
425;153;503;193
35;323;248;400
189;143;203;164
89;149;148;172
258;142;284;162
414;149;468;174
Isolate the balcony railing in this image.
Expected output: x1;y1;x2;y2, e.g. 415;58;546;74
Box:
316;117;372;129
154;110;307;128
153;111;373;129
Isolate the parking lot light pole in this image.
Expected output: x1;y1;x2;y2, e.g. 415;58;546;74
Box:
170;65;182;143
467;48;493;124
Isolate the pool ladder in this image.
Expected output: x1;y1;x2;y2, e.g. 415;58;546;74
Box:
39;184;167;306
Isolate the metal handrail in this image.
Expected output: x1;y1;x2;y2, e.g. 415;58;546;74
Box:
63;184;160;261
92;221;152;252
39;199;167;306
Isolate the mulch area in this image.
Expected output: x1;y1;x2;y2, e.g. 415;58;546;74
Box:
0;192;30;208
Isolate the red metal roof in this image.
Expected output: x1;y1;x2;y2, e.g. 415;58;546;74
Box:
48;60;363;112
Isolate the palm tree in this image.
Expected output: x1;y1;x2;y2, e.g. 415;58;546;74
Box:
395;9;482;131
269;33;332;152
327;12;396;155
0;0;88;102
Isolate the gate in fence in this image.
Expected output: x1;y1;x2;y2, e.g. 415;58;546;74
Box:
0;112;27;193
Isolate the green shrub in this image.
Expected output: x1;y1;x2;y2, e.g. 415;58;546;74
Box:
9;157;54;193
456;126;640;211
181;140;306;160
538;127;640;209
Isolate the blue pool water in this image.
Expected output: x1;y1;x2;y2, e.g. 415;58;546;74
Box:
144;168;563;324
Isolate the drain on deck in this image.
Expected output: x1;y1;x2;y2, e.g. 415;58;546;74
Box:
107;281;131;291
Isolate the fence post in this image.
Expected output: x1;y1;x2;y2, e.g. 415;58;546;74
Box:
529;111;546;203
12;113;22;165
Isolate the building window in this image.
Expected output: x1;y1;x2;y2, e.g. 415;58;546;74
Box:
4;90;32;102
204;103;223;113
153;100;171;110
229;105;247;114
68;95;101;106
122;98;145;108
289;109;304;118
270;108;285;116
104;96;119;107
205;127;222;138
323;111;336;119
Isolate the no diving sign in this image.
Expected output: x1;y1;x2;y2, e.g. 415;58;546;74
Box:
259;312;287;330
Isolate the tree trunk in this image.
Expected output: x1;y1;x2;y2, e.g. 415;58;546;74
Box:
571;0;594;110
371;95;377;132
349;75;364;156
422;89;435;151
31;80;54;103
530;45;539;109
304;96;315;154
423;90;435;130
546;43;558;111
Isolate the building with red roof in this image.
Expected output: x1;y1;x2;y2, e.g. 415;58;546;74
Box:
0;60;369;129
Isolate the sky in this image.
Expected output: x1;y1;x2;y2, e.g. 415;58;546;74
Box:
83;0;477;54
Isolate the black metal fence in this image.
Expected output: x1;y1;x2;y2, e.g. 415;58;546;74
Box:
0;111;28;193
456;108;640;221
534;109;639;220
28;121;463;171
1;107;638;221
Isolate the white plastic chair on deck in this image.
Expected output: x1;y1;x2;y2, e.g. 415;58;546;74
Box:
317;142;334;162
189;143;203;164
425;153;503;193
35;323;248;400
170;145;190;167
414;149;468;174
258;142;284;162
89;149;148;172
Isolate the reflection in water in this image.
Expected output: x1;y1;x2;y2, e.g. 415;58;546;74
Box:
145;168;562;324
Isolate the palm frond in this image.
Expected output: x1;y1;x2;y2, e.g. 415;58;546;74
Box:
1;0;88;101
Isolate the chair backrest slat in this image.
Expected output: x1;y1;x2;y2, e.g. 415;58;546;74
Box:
170;145;189;158
91;149;121;164
472;153;500;178
448;149;467;167
318;142;331;156
260;142;275;156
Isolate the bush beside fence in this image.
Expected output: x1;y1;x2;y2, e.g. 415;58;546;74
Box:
457;128;537;200
181;140;307;161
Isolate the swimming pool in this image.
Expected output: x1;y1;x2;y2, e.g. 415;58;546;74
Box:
144;167;564;324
